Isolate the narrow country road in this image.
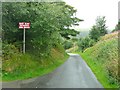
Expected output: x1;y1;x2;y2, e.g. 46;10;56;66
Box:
2;53;103;88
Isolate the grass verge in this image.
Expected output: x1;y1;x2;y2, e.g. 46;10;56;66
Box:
78;51;118;88
2;48;69;81
78;41;119;88
76;32;119;88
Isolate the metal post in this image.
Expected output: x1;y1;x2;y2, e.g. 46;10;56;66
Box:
23;28;25;53
74;43;75;52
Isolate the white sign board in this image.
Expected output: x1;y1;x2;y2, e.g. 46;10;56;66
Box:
19;22;30;29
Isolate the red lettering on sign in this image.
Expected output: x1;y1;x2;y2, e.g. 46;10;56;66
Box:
19;22;30;29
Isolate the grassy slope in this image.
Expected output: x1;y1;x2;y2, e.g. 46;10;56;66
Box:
2;45;69;81
79;32;119;88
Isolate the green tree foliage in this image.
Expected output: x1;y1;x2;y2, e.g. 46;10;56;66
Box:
63;40;73;49
2;42;19;61
89;25;100;41
2;2;81;57
89;16;108;41
60;29;79;39
77;37;94;52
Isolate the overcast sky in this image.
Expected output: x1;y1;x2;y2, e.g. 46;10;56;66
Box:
64;0;119;30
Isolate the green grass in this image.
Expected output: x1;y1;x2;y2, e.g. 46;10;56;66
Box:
76;32;119;88
78;51;118;88
2;48;69;81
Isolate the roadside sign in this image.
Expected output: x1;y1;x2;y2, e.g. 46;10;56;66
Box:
19;22;30;29
19;22;30;54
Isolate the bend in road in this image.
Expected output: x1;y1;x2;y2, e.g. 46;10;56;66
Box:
2;53;103;88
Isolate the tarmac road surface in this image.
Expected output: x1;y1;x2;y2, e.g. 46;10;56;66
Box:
2;53;103;88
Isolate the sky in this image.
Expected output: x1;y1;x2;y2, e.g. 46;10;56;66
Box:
64;0;119;30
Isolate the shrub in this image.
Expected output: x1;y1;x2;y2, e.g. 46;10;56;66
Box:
63;41;73;49
77;37;95;52
2;42;19;61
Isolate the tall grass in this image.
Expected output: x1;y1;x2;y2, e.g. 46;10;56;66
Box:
78;32;119;88
2;44;69;81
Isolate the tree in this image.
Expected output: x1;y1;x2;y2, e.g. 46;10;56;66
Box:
63;40;73;49
96;16;107;36
89;25;100;41
89;16;107;41
2;2;81;57
77;37;94;52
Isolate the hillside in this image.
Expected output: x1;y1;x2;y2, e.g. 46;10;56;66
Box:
79;31;119;88
2;44;68;81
